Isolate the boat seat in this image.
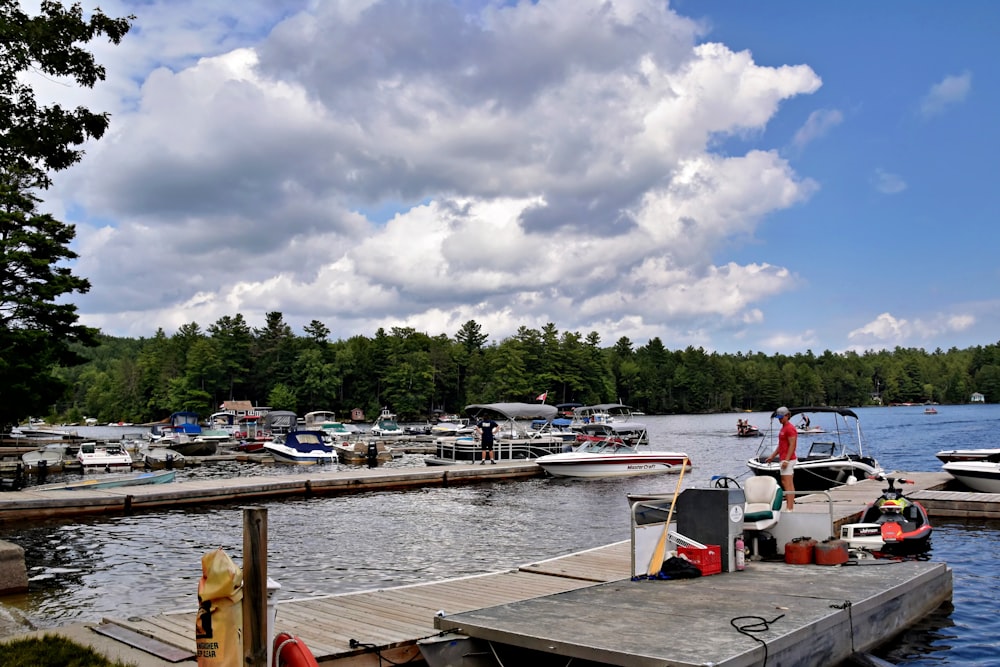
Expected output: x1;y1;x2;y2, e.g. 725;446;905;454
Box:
742;476;783;532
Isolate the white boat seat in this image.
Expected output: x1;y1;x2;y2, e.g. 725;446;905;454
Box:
742;476;783;531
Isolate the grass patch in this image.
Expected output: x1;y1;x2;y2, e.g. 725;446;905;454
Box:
0;634;135;667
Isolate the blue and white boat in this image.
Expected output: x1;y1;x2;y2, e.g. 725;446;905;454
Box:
262;430;337;465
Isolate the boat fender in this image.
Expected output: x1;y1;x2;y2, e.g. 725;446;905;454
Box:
784;536;816;565
734;535;745;571
273;632;320;667
815;538;850;566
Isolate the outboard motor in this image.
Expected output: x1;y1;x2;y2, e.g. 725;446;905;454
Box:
366;441;379;468
37;458;49;480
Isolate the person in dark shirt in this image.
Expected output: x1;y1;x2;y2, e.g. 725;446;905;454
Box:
476;418;500;464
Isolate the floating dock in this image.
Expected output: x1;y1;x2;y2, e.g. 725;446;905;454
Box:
0;460;543;525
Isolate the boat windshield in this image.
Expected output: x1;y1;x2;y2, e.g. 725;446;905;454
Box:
580;440;628;453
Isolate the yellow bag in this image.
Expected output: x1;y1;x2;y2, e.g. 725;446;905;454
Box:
196;548;244;667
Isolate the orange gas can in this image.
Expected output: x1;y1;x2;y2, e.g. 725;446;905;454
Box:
784;536;816;564
814;538;850;565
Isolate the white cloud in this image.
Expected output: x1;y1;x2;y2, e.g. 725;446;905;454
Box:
871;168;907;195
848;311;977;348
792;108;843;149
42;0;827;349
920;71;972;118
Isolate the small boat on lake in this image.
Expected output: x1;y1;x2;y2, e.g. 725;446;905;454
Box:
20;447;66;473
263;430;337;465
76;442;133;471
535;439;690;478
30;469;176;491
142;446;187;469
333;439;395;466
924;406;938;415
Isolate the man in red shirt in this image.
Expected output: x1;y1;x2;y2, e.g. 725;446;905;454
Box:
765;406;798;510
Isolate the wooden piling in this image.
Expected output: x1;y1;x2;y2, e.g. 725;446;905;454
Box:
242;507;268;667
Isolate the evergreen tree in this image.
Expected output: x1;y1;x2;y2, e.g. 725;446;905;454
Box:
0;1;132;429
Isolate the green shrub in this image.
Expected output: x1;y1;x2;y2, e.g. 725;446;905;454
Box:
0;634;135;667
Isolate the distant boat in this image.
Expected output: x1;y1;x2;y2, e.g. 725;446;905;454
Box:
20;447;66;473
142;447;187;469
77;441;133;471
371;407;403;437
924;407;938;414
30;469;175;491
263;430;337;465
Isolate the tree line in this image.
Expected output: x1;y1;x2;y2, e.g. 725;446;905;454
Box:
41;313;1000;425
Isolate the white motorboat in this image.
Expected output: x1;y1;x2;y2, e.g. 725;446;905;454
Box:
935;448;1000;464
747;407;883;491
76;441;134;470
942;460;1000;493
262;430;337;465
535;439;690;478
371;407;403;437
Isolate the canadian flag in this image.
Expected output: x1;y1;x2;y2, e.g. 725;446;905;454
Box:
536;392;548;402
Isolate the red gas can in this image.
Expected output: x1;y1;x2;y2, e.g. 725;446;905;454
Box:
784;536;816;565
814;538;850;565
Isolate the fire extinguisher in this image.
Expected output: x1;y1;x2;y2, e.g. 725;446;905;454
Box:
735;535;746;571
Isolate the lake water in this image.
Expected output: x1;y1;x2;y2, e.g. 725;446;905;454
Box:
2;405;999;665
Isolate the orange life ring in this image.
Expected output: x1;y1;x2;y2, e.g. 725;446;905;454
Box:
273;632;320;667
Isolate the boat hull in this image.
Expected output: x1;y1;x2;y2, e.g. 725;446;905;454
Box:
31;470;175;491
942;461;1000;493
935;448;1000;464
747;456;882;491
263;444;336;465
536;452;690;478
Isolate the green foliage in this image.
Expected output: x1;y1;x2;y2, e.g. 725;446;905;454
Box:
0;1;132;431
24;310;1000;425
0;633;134;667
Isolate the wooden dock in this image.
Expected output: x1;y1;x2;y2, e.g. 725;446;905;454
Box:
0;460;544;525
5;472;990;666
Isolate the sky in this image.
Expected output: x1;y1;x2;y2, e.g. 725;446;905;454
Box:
25;0;1000;354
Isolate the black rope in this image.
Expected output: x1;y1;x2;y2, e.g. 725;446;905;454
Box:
830;599;856;653
348;636;429;666
730;613;784;666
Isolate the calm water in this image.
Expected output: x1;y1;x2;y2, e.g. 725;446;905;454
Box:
2;406;999;665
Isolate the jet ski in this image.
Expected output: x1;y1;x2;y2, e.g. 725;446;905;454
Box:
840;477;932;556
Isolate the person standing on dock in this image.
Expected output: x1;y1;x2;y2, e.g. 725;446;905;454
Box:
476;417;500;464
765;406;797;510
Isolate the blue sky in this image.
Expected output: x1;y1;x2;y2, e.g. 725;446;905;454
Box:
30;0;1000;354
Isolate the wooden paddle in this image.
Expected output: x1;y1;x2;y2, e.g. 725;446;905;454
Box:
646;456;689;576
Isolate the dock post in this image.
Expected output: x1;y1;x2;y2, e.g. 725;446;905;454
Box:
242;507;268;667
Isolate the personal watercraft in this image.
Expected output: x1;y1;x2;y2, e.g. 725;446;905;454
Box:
840;477;932;556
